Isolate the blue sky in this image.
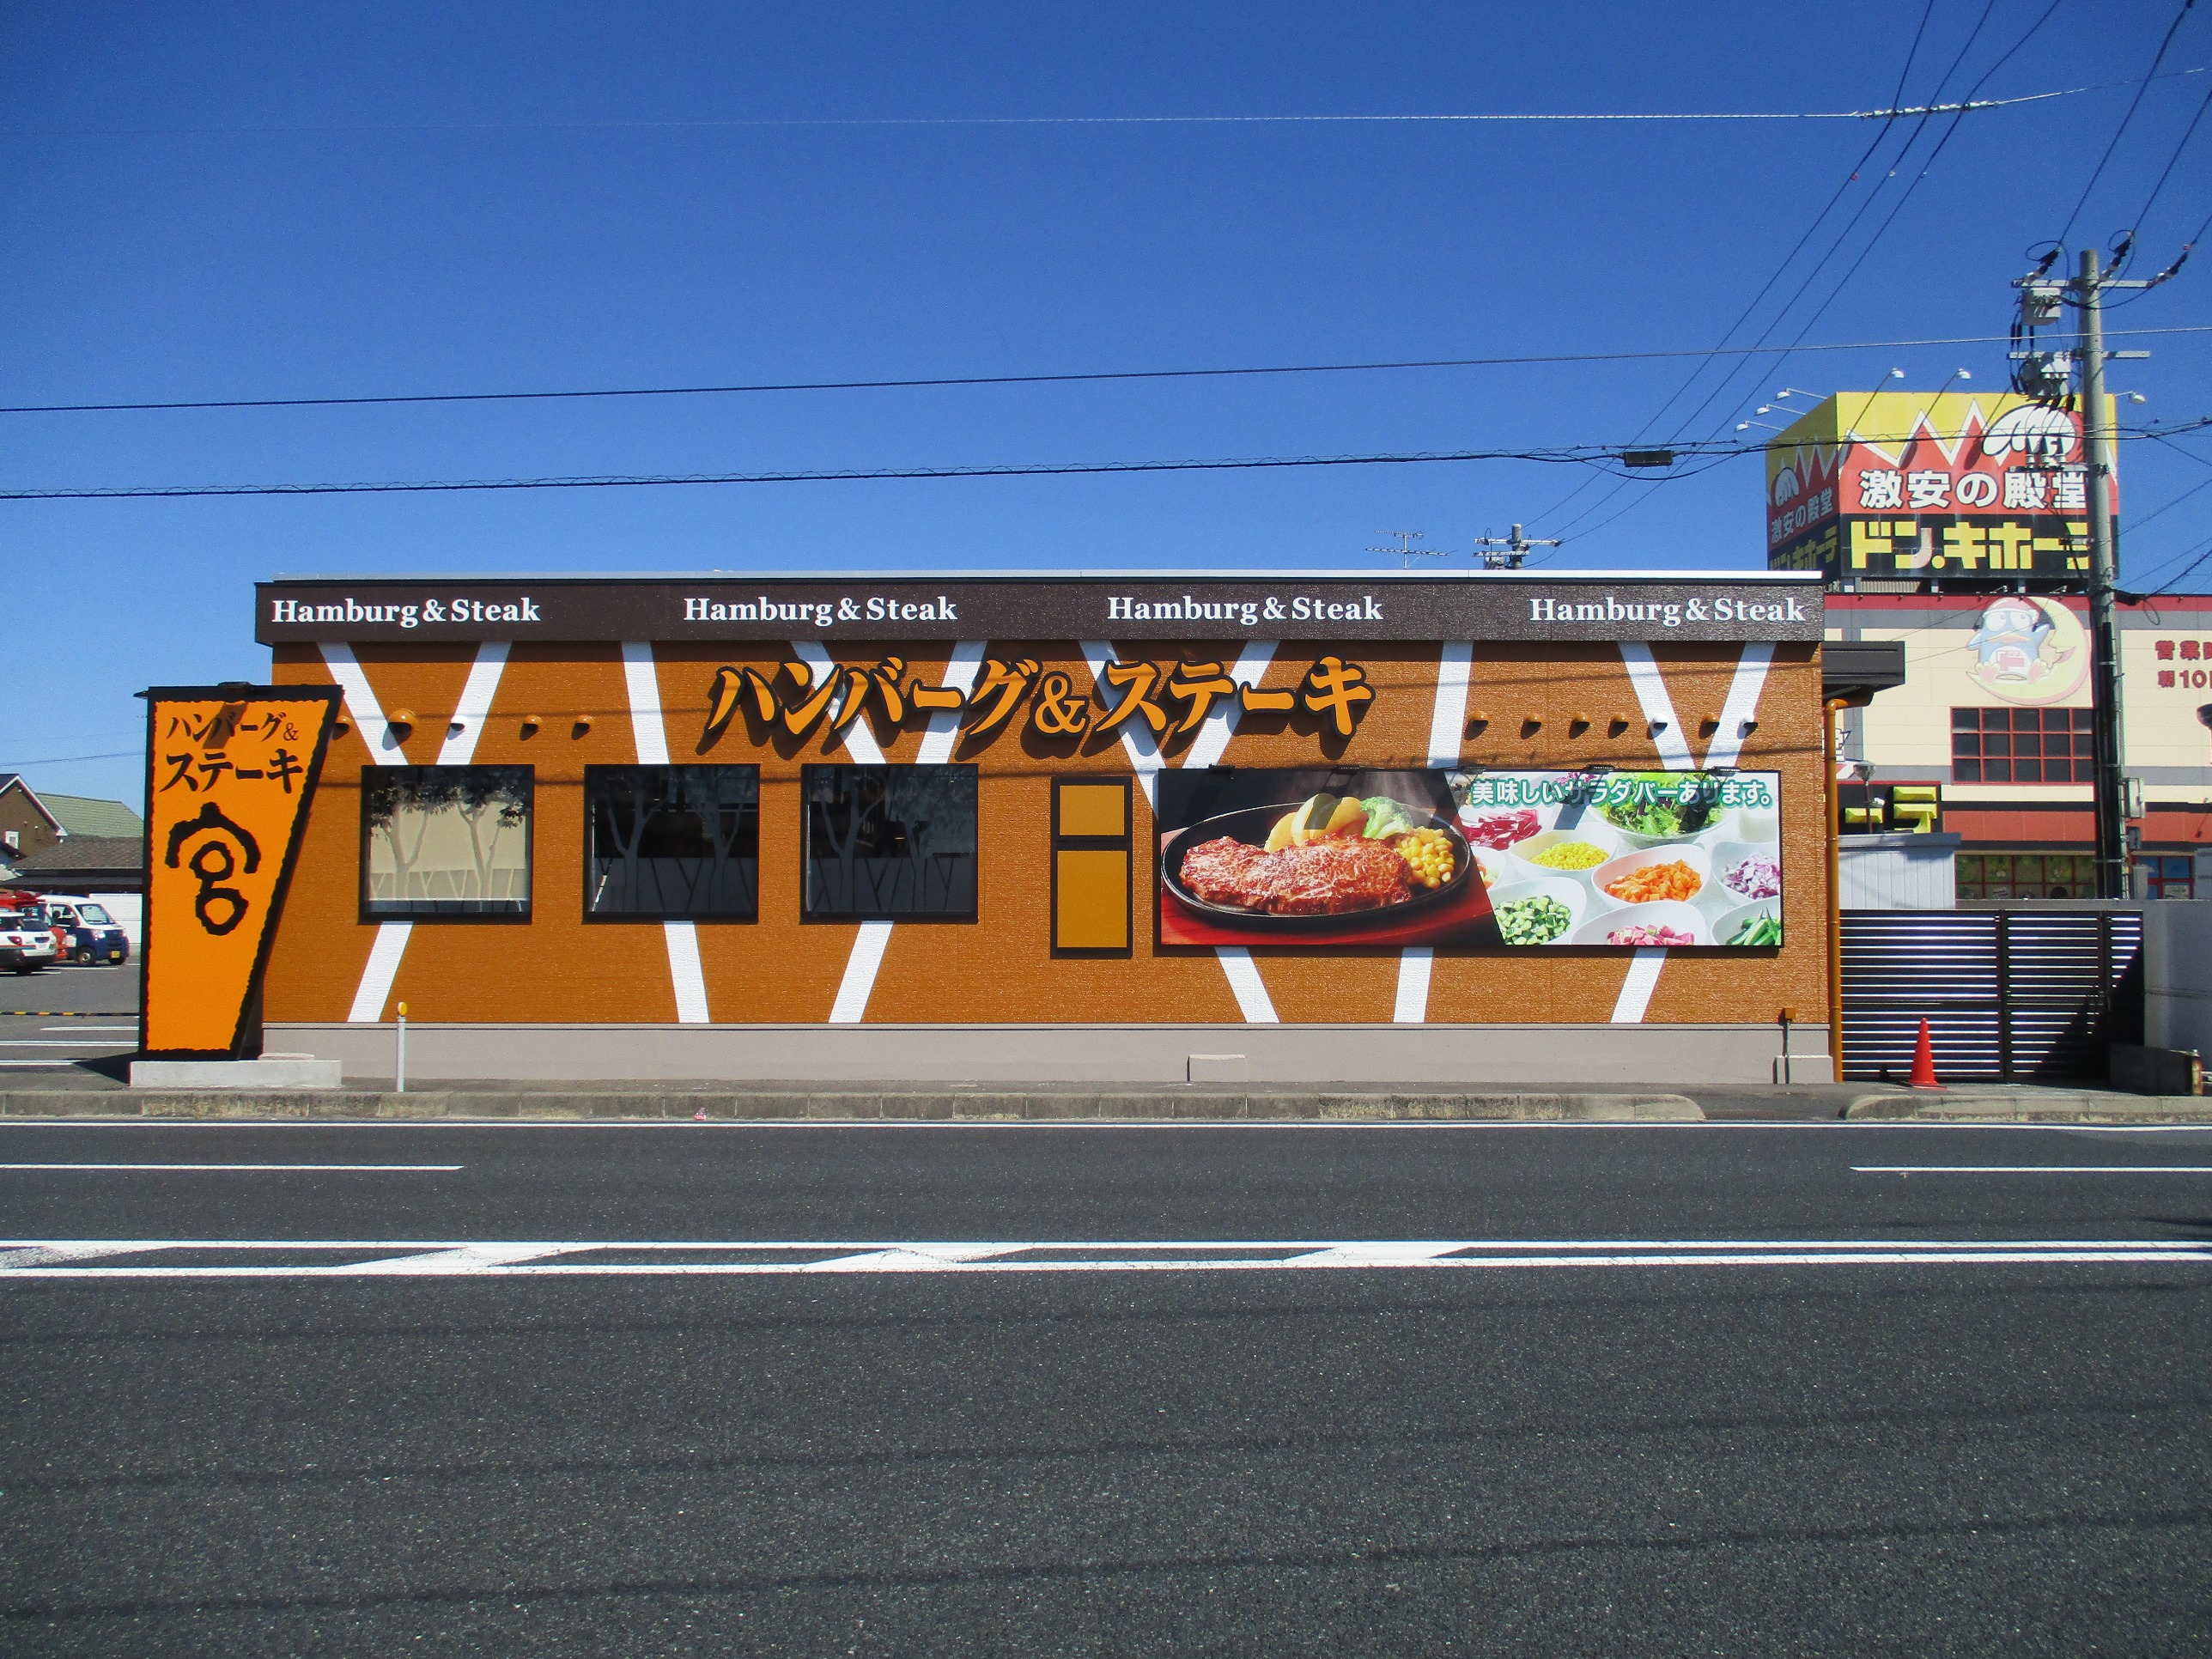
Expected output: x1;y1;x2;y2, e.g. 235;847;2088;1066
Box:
3;1;2209;808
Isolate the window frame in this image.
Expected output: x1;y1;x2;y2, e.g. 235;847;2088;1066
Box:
580;763;762;925
1050;775;1134;958
1950;706;2094;785
799;762;980;924
358;763;535;925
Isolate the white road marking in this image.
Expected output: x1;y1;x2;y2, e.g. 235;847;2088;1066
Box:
0;1164;462;1173
0;1040;135;1048
42;1025;137;1032
1854;1165;2212;1175
0;1236;2203;1279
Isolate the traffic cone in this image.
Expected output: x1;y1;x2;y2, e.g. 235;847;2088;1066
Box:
1906;1017;1944;1091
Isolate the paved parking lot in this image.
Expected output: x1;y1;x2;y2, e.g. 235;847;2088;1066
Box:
0;965;137;1078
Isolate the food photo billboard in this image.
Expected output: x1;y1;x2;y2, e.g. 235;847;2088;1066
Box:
1156;768;1783;950
1454;769;1783;948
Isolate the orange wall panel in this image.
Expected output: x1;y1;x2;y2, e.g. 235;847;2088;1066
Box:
265;636;1828;1030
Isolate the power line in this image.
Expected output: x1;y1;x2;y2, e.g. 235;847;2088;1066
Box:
2130;70;2212;233
0;750;141;769
1540;0;2029;546
2129;471;2212;532
5;418;2200;504
14;327;2211;418
1565;0;2072;552
1;82;2145;140
1527;5;1939;540
2057;0;2199;246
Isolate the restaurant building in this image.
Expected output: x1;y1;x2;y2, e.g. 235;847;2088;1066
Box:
250;569;1832;1085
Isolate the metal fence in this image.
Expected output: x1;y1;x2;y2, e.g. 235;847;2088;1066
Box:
1839;906;2144;1081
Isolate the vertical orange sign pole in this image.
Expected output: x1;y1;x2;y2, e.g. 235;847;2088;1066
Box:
140;685;341;1059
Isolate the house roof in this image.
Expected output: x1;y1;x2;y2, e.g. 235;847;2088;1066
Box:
0;776;64;833
37;793;143;839
9;836;144;880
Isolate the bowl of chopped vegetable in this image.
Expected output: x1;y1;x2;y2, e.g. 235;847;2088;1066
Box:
1589;843;1711;909
1485;878;1586;947
1711;898;1784;948
1505;822;1622;884
1708;842;1783;908
1568;899;1711;947
1593;775;1726;848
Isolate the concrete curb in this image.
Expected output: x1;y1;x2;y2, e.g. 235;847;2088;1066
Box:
1844;1091;2212;1123
0;1089;1705;1123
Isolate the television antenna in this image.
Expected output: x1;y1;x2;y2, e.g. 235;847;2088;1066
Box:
1367;530;1446;569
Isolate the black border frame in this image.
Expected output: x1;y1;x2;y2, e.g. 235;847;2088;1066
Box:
357;763;536;925
799;762;980;924
579;763;763;924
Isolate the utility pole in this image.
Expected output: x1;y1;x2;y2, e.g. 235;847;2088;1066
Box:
2075;248;2129;901
1473;524;1563;570
2017;240;2179;897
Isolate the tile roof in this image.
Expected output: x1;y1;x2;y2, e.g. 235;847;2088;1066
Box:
9;836;144;877
38;793;144;839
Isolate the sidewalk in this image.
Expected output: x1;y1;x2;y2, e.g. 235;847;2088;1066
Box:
3;1073;2209;1122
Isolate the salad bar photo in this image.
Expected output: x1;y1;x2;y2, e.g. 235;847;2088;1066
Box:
1452;769;1785;950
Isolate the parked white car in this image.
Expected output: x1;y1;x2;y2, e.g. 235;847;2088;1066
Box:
0;907;59;975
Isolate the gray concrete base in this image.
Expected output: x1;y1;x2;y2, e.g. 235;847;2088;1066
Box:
129;1056;343;1091
1844;1086;2212;1123
274;1020;1831;1089
0;1088;1703;1121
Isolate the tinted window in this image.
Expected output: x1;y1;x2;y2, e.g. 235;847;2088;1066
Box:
584;765;759;921
802;765;977;921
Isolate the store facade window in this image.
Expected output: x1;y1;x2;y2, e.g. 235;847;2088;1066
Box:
361;765;532;920
2140;855;2196;900
1950;706;2094;784
583;765;759;921
1955;852;2097;902
801;764;977;921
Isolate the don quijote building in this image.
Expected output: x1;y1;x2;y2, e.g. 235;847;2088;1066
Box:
246;568;1837;1086
1766;389;2212;903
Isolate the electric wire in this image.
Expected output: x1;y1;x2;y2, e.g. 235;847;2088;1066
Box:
2057;0;2198;246
1522;18;1936;540
1537;2;2011;547
5;419;2199;503
1;83;2142;140
1560;0;2070;552
2130;70;2212;234
22;328;2212;418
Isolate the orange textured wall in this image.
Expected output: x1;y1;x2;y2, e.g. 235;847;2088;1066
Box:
268;637;1827;1026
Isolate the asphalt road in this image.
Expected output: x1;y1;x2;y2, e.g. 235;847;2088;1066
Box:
0;966;138;1078
3;1120;2209;1656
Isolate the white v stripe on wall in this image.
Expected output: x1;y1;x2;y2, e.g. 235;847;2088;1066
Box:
620;641;710;1024
1395;640;1474;1024
819;641;987;1024
336;640;510;1024
1085;640;1281;1024
1605;640;1775;1026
